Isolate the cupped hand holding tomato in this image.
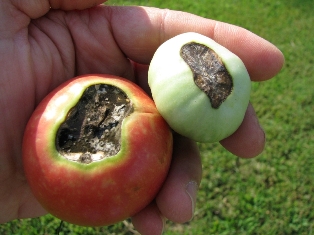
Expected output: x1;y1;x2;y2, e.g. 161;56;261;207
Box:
0;0;284;234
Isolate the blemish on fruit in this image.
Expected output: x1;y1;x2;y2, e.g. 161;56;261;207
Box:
56;84;133;164
180;42;233;108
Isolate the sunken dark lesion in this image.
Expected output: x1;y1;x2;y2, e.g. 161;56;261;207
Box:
56;84;133;164
180;42;233;109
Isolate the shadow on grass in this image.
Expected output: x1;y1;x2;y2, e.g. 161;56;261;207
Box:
286;0;314;14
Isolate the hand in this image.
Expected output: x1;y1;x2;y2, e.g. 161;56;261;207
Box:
0;1;284;234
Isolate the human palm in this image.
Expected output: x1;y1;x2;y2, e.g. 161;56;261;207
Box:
0;0;284;234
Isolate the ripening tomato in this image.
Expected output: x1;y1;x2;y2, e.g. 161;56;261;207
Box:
23;74;173;226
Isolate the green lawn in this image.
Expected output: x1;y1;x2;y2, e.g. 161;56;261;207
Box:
2;0;314;234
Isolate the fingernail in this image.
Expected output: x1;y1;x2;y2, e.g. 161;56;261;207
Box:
185;181;198;221
160;215;166;235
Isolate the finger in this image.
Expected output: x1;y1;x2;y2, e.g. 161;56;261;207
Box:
132;62;151;95
49;0;106;11
17;186;47;219
220;103;265;158
7;0;106;20
108;6;284;81
132;202;164;235
156;134;202;223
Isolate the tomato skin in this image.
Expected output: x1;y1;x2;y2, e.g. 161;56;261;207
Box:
22;74;173;226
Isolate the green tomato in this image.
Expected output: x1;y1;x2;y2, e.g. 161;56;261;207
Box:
148;32;251;142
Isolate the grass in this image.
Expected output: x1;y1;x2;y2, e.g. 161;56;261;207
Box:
2;0;314;234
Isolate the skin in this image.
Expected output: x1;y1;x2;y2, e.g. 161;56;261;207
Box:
0;1;284;234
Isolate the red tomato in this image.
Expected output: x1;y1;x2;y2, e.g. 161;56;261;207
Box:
22;74;173;226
